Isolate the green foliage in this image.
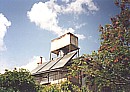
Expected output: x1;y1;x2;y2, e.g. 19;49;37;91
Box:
97;0;130;91
40;80;91;92
0;68;40;92
67;0;130;92
40;81;81;92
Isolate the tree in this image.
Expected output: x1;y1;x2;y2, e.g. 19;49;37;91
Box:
68;0;130;91
0;68;40;92
98;0;130;91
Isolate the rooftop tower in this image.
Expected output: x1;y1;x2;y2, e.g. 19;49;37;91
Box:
50;32;79;59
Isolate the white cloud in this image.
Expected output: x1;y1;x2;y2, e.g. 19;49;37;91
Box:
86;0;99;11
75;34;86;40
62;0;99;14
0;59;10;74
0;13;11;51
0;56;47;73
19;56;47;71
75;23;86;29
62;0;70;3
27;0;98;40
27;2;63;36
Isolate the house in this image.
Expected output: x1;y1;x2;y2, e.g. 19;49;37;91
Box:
31;32;80;85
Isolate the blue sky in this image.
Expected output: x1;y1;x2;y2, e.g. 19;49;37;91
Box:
0;0;119;72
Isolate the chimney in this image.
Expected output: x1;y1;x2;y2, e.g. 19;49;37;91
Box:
40;56;43;64
37;56;43;66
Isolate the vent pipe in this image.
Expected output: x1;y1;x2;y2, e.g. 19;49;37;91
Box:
40;56;43;64
37;56;43;66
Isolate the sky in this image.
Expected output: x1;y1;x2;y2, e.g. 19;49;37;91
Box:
0;0;120;73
